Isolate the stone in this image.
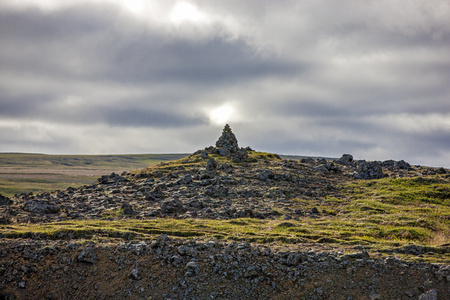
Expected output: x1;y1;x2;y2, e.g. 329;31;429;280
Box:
185;261;200;277
121;203;134;215
301;157;315;164
343;251;370;260
394;160;411;170
129;263;141;280
206;158;218;172
231;148;248;163
77;247;98;264
435;265;450;282
317;158;327;164
176;175;193;185
354;161;385;180
368;293;381;300
311;207;320;214
0;194;12;205
337;154;353;165
160;199;186;214
418;289;437;300
22;200;60;214
98;173;128;185
435;167;447;174
215;124;239;153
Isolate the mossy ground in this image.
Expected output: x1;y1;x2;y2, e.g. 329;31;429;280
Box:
1;152;449;263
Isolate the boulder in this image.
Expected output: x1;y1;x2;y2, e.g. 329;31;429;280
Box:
231;148;248;162
394;160;411;169
77;247;98;264
206;158;217;172
418;289;437;300
436;167;447;174
382;159;411;170
121;203;134;215
0;194;12;205
22;200;60;214
354;161;385;180
185;261;200;277
337;154;353;165
160;199;186;214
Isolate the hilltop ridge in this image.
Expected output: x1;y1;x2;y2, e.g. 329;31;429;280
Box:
0;125;449;299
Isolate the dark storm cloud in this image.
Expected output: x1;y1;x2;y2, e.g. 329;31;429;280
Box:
104;107;202;127
1;0;449;167
0;4;300;85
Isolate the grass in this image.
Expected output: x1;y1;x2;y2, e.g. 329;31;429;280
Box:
0;175;98;196
0;215;447;249
331;177;450;247
0;153;188;169
0;151;448;263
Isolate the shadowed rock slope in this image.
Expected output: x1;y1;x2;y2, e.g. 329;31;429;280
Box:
0;125;449;299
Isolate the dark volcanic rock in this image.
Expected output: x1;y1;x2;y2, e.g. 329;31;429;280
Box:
0;194;12;205
77;247;98;264
355;161;385;180
161;199;186;214
206;158;217;172
0;238;448;299
337;154;353;165
22;200;60;214
418;289;437;300
215;124;239;154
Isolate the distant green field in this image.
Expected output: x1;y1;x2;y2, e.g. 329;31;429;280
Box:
0;153;188;196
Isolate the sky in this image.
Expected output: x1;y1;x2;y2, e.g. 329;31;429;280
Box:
1;0;450;167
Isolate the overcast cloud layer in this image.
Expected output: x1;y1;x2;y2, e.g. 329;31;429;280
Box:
1;0;450;167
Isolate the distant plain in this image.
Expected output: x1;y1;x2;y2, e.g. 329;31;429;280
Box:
0;153;188;196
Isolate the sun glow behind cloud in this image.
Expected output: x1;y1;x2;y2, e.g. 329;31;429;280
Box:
170;2;207;24
207;103;235;126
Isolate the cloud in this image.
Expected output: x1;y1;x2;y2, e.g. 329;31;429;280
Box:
0;0;450;167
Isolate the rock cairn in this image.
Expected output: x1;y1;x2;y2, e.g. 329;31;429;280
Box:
215;124;239;154
198;124;249;162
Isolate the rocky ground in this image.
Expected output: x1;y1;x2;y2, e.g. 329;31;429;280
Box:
0;237;448;300
0;125;449;299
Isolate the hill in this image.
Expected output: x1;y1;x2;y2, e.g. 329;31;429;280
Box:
0;125;448;299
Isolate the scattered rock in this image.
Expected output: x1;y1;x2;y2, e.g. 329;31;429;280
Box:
435;167;447;174
369;293;382;300
355;161;385;179
0;194;12;205
161;199;186;214
22;200;60;214
185;261;200;277
129;262;141;280
206;158;218;172
394;160;411;170
418;289;437;300
77;247;98;264
231;148;249;162
121;203;134;216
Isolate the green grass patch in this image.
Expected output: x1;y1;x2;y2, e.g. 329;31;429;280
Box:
0;217;445;248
